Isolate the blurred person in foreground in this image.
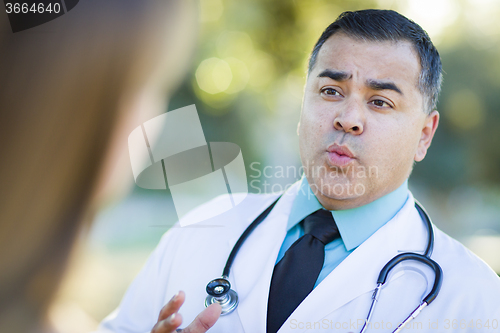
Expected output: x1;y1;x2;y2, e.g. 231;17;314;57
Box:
97;9;500;333
0;1;199;332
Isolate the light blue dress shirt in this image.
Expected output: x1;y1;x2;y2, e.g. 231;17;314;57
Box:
276;177;409;288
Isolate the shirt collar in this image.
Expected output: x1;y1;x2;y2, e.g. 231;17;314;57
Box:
287;176;409;251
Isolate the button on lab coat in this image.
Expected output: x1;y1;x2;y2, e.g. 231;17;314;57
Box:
96;181;500;333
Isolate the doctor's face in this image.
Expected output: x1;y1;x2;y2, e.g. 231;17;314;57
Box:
299;33;437;210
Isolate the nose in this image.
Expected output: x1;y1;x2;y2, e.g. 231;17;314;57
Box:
333;98;364;135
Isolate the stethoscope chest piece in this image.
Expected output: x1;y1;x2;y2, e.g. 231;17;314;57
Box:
205;277;238;315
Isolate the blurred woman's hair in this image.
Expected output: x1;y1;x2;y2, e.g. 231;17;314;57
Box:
0;1;196;331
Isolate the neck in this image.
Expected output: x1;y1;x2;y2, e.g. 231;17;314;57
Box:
311;181;408;211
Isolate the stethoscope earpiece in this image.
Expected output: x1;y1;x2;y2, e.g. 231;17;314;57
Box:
205;277;238;315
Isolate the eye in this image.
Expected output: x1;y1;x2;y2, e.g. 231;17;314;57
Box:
321;87;342;96
370;99;392;108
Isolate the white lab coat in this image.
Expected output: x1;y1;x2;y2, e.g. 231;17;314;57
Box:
96;181;500;333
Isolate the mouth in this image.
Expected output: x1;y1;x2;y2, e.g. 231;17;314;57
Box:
326;144;355;168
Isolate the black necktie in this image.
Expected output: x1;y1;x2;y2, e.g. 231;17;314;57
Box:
266;209;340;333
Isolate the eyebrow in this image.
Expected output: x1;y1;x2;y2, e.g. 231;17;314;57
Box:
317;69;351;82
317;69;404;95
366;79;403;95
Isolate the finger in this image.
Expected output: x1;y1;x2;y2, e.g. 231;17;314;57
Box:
158;290;186;321
151;312;183;333
182;303;222;333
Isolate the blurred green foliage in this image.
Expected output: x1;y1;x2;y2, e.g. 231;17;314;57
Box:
168;0;500;191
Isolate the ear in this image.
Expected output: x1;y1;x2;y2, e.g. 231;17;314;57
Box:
414;110;439;162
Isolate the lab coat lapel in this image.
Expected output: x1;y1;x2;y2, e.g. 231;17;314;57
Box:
278;193;428;333
231;183;300;333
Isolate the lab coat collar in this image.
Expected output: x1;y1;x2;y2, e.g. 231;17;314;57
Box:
286;176;409;251
230;182;300;333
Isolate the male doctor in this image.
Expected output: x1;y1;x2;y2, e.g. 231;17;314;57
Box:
97;9;500;333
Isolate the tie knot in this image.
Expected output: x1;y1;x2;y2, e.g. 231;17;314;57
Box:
302;209;339;245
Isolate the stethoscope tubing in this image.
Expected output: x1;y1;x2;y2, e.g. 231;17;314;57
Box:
206;195;443;331
376;202;442;304
222;197;280;278
415;199;434;257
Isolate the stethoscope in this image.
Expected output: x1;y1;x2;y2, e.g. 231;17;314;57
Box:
205;197;443;333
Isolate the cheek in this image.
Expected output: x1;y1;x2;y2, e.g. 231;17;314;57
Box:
364;117;416;168
300;97;333;135
299;112;331;158
394;118;422;154
298;115;314;156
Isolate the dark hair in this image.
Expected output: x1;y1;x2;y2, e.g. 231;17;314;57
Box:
308;9;443;113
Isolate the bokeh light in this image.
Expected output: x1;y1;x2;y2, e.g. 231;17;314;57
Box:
224;57;250;94
400;0;460;42
199;0;224;23
195;57;233;94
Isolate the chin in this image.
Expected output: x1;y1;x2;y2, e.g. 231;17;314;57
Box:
310;176;367;201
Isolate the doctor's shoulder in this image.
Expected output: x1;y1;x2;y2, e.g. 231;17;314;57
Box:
154;192;282;254
431;226;500;314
